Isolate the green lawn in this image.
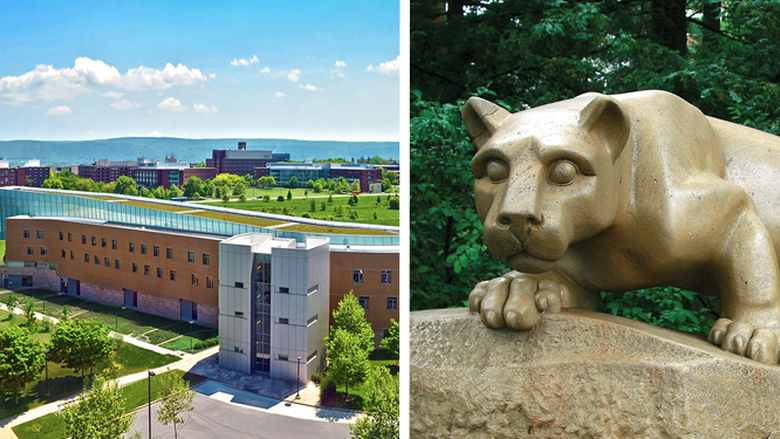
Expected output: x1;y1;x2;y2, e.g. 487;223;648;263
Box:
203;194;399;227
0;239;5;262
116;200;192;212
0;290;217;351
0;309;179;420
276;223;396;236
325;352;400;411
13;370;202;439
184;210;285;227
244;187;321;199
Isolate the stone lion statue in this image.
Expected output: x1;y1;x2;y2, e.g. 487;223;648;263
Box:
463;90;780;365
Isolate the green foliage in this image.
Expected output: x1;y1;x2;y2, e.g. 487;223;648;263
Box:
2;293;19;311
388;196;399;210
0;327;45;397
379;319;399;359
287;189;292;200
157;373;195;439
61;375;133;439
114;176;138;196
277;195;285;202
349;366;399;439
168;184;183;198
326;328;370;397
288;176;299;187
601;288;719;336
330;292;375;353
232;181;246;197
49;320;114;376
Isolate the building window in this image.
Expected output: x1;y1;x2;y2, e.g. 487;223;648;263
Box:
153;246;159;257
278;317;289;324
112;239;117;250
307;350;317;362
70;250;74;260
234;346;244;353
307;314;318;326
23;229;30;238
82;234;86;244
279;287;289;294
144;265;150;276
61;249;66;258
170;270;176;281
202;253;210;266
381;269;392;284
115;259;120;270
37;230;43;239
84;253;89;262
59;231;63;241
387;296;398;311
40;247;47;256
192;274;198;286
358;296;369;310
141;244;147;255
352;269;364;284
91;236;96;246
234;281;244;288
166;248;173;259
234;311;244;317
101;238;106;248
104;257;110;267
67;232;72;242
129;242;135;253
278;354;288;361
94;255;99;264
187;251;194;263
132;262;138;273
27;246;34;256
206;277;214;289
157;267;163;278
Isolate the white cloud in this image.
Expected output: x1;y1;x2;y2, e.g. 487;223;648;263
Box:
102;91;124;99
274;91;285;98
230;55;259;67
0;57;208;104
331;70;345;79
286;69;301;82
193;103;218;113
335;60;347;67
209;73;217;79
157;96;184;111
298;83;321;92
110;99;140;110
366;55;400;75
46;105;72;115
260;66;271;74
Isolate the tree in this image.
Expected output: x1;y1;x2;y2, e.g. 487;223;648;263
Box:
351;180;361;193
238;193;246;202
42;177;64;190
169;184;183;198
22;298;36;328
1;293;19;312
310;200;317;212
49;320;114;376
213;184;225;200
380;319;399;359
182;177;204;199
286;189;292;200
328;194;334;204
388;197;399;210
326;328;370;399
114;176;138;196
139;186;153;198
232;181;246;197
277;195;285;202
61;374;134;439
330;292;374;352
221;191;231;204
157;373;195;439
313;182;324;193
288;176;299;187
385;171;399;185
306;179;315;188
349;366;399;439
0;327;45;398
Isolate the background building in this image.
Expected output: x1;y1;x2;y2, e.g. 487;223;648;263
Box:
0;160;50;187
206;141;289;175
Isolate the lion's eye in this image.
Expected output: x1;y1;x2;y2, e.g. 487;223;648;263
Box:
549;160;577;185
486;160;509;182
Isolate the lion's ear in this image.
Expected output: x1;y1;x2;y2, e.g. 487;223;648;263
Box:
462;97;511;149
579;94;630;161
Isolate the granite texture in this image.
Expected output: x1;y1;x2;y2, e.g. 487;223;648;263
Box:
410;308;780;439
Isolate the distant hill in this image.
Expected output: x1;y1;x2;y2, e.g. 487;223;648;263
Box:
0;137;399;165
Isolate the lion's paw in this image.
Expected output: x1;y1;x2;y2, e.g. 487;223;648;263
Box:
708;318;780;365
468;273;563;330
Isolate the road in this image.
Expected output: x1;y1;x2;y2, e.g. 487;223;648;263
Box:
130;393;352;439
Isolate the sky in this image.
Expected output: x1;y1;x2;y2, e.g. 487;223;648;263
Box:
0;0;400;141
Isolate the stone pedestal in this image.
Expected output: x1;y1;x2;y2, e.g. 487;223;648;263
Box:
410;308;780;439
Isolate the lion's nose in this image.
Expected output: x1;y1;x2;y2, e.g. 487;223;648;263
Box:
496;211;543;229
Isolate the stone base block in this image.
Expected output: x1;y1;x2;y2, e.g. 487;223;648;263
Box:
410;308;780;439
79;282;123;307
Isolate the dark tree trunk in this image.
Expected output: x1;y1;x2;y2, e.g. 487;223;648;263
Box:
649;0;688;55
702;0;721;47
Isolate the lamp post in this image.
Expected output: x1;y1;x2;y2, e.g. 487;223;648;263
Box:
44;349;50;396
296;356;301;400
147;370;156;438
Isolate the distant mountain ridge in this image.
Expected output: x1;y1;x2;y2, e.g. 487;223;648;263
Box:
0;137;400;165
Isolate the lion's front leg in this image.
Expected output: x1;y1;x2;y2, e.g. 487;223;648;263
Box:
468;269;597;330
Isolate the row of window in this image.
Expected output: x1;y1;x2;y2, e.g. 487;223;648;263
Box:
352;269;393;284
357;295;397;311
23;229;211;265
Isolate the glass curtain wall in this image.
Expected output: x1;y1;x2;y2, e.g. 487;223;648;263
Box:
253;254;272;375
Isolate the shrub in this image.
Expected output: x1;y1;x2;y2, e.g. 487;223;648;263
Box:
319;371;337;401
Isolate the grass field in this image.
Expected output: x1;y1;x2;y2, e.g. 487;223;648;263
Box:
0;290;217;351
0;239;5;262
183;210;285;227
244;187;319;199
204;194;399;227
275;223;396;236
12;370;201;439
116;200;192;212
0;309;179;420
